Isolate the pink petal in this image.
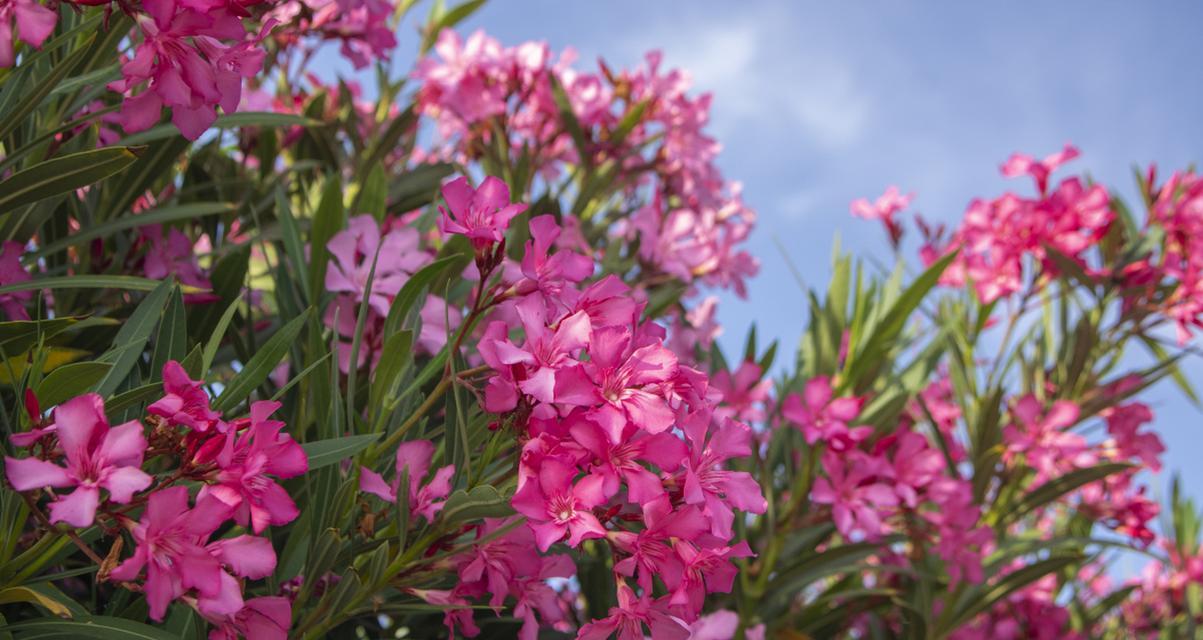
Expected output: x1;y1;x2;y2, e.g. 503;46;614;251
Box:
209;534;277;579
47;486;100;527
5;456;71;490
98;420;148;467
359;467;396;503
101;466;152;503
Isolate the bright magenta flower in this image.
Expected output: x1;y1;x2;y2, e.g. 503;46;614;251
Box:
438;176;526;251
109;486;275;620
572;325;679;440
612;497;708;593
569;416;687;503
201;401;308;533
810;451;898;539
576;581;691;640
149;361;222;432
781;376;869;450
678;413;766;538
359;439;454;522
5;394;152;527
510;457;606;551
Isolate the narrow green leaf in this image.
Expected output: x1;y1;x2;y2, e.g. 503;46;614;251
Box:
0;147;142;213
95;280;173;396
35;362;112;408
440;485;514;524
29;203;233;260
1;615;180;640
303;434;381;471
213;311;309;413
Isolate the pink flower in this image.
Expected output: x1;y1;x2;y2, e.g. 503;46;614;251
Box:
109;486;275;620
0;240;31;320
204;596;292;640
678;412;767;538
1103;402;1164;472
325;215;429;316
577;581;691;640
200;401;307;533
0;0;56;68
516;214;593;301
781;377;869;450
359;439;454;522
810;451;898;539
1002;396;1091;484
850;186;912;245
1001;144;1080;194
925;477;993;585
142;227;215;298
5;394;152;527
666;539;754;619
712;361;772;423
148;360;222;432
438;176;526;251
612;497;708;593
571;325;679;441
478;297;592;406
510;457;607;551
881;431;944;508
569;416;687;503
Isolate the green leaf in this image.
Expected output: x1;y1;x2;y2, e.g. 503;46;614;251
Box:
547;74;590;168
150;286;186;376
0;147;143;213
308;174;346;301
1010;462;1133;521
95;280;173;397
201;300;240;374
381;254;471;338
116;113;320;146
35;362;112;408
213;311;309;413
842;250;957;392
29;203;233;260
370;330;413;410
0;34;96;143
440;485;514;524
0;275;189;297
2;615;180;639
303;434;381;471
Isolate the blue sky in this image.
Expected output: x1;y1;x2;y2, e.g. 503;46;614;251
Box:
365;3;1203;501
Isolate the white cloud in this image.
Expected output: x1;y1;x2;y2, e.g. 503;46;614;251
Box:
619;7;871;150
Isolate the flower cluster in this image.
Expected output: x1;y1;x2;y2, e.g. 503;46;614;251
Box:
102;0;276;139
413;30;759;297
421;174;767;635
4;361;305;637
892;145;1114;303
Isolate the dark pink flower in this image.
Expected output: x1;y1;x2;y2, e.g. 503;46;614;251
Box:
149;360;222;432
510;457;606;551
577;581;691;640
109;487;268;620
204;596;292;640
200;401;307;533
5;394;152;527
